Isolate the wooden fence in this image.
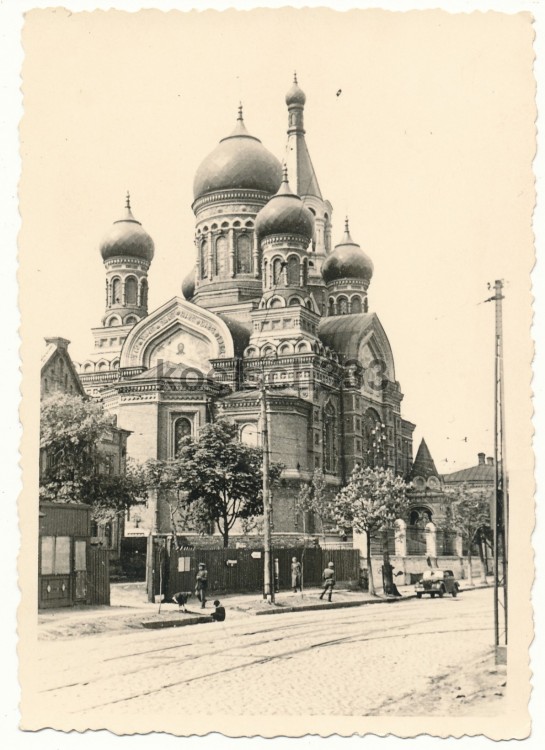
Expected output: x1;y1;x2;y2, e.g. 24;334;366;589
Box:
150;541;360;601
87;546;110;605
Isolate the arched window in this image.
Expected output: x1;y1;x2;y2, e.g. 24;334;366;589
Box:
338;296;348;315
125;315;138;326
288;296;301;306
140;279;148;308
236;234;252;274
107;315;120;327
350;296;362;314
287;256;299;286
215;235;228;276
125;277;137;305
273;258;283;285
174;417;192;456
302;259;308;286
263;260;268;289
323;402;337;473
111;277;121;305
200;240;208;278
328;298;336;316
240;423;259;447
111;360;119;370
364;297;369;313
269;297;283;308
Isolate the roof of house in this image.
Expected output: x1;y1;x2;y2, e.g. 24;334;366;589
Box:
442;464;495;483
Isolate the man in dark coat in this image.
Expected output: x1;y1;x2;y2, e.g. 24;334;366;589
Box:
319;562;335;602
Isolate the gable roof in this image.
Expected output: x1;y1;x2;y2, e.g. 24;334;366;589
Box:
41;337;85;397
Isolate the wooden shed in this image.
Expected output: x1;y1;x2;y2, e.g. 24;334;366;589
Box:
38;502;110;608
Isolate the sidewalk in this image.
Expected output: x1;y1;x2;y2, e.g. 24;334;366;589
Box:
38;580;493;640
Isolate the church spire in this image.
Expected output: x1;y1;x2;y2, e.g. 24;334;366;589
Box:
284;74;321;200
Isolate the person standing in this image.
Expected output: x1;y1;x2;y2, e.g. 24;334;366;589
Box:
291;557;302;593
195;562;208;608
319;561;335;602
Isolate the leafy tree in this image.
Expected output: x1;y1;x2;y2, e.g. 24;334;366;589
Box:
144;458;210;549
329;465;411;595
296;469;330;545
162;420;282;548
40;393;147;519
444;485;492;585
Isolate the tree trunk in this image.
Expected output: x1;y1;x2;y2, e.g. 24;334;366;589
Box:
366;530;376;596
218;517;229;548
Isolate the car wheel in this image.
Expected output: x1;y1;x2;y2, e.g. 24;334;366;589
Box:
452;589;457;597
416;592;422;599
438;587;445;598
430;593;435;598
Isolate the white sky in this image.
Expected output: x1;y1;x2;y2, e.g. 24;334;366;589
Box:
19;8;534;475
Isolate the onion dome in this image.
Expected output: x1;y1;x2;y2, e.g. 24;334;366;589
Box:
181;268;196;301
285;72;306;106
193;105;282;201
100;193;155;262
322;218;374;284
255;165;314;241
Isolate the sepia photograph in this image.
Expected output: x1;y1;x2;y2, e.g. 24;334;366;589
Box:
11;2;539;742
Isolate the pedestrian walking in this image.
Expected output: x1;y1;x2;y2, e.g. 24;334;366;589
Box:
211;599;226;622
319;561;335;602
171;591;192;612
195;562;208;608
291;557;302;593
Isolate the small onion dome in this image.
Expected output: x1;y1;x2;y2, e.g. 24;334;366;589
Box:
193;105;282;201
255;165;314;241
285;72;306;106
181;268;196;300
100;193;155;262
322;218;374;284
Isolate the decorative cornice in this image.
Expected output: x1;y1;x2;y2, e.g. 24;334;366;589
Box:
261;234;310;248
104;258;150;270
192;189;272;212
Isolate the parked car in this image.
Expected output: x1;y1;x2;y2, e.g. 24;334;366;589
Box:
415;569;460;598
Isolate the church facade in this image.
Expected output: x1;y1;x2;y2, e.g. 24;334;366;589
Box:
76;77;416;543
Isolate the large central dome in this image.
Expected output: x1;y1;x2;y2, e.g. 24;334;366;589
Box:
193;107;283;201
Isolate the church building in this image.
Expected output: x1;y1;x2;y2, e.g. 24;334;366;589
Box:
76;76;416;543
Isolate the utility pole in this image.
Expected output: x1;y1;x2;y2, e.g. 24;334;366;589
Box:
261;378;274;603
487;279;508;660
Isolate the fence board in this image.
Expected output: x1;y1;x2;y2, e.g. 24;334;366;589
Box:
87;547;110;605
152;540;360;600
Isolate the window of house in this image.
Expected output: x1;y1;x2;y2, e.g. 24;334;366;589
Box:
41;536;71;575
174;417;192;456
74;540;87;571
